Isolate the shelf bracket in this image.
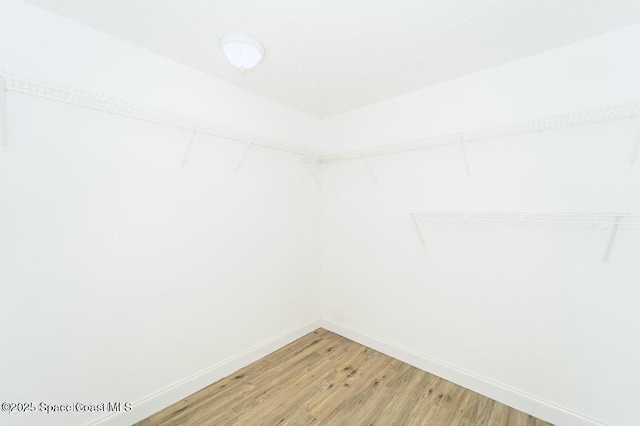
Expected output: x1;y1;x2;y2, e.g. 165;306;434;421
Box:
412;215;426;249
234;141;253;174
308;168;322;186
602;215;623;263
181;123;198;168
459;134;470;178
0;77;7;151
302;155;319;181
630;128;640;167
364;159;377;184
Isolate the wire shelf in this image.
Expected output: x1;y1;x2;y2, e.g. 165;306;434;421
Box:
3;67;638;162
320;102;640;162
411;211;640;227
0;68;322;158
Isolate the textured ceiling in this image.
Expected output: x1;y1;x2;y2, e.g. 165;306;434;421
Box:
24;0;640;118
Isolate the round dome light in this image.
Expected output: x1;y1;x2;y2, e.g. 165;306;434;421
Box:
220;34;265;72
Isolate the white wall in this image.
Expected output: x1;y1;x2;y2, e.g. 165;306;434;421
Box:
0;0;325;149
3;1;640;425
320;25;640;426
0;1;322;425
320;24;640;153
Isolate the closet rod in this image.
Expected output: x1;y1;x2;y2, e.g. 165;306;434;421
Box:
0;68;322;158
320;102;640;162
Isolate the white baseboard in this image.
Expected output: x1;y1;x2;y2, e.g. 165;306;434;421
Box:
89;319;323;426
88;317;604;426
320;318;605;426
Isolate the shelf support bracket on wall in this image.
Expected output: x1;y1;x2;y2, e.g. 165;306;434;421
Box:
302;155;321;186
234;141;253;174
364;159;377;184
181;122;198;168
302;155;319;180
411;215;426;249
459;134;470;178
630;128;640;167
308;169;322;186
602;215;623;263
0;77;7;151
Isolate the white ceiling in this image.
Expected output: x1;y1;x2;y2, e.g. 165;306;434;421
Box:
24;0;640;118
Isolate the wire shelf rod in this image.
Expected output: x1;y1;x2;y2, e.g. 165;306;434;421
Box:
3;68;638;164
410;212;640;227
411;212;639;262
320;102;640;162
0;68;323;158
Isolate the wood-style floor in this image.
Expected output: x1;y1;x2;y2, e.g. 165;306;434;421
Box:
137;328;552;425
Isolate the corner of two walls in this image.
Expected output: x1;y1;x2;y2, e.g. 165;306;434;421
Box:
3;1;640;425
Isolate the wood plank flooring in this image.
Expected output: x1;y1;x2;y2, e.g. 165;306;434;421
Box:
136;328;552;425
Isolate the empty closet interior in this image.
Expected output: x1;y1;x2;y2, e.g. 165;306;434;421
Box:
1;1;639;425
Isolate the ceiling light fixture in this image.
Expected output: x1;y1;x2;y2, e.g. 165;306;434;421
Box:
220;34;265;72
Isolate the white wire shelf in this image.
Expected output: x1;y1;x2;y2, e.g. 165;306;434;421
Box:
410;211;640;262
411;211;640;227
2;68;639;166
0;68;323;158
320;102;640;162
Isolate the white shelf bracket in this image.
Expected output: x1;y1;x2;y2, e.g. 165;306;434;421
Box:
459;134;471;178
630;128;640;167
234;141;253;174
602;215;623;263
181;123;198;168
0;77;7;151
412;215;426;249
302;155;319;181
308;168;322;187
363;159;377;184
